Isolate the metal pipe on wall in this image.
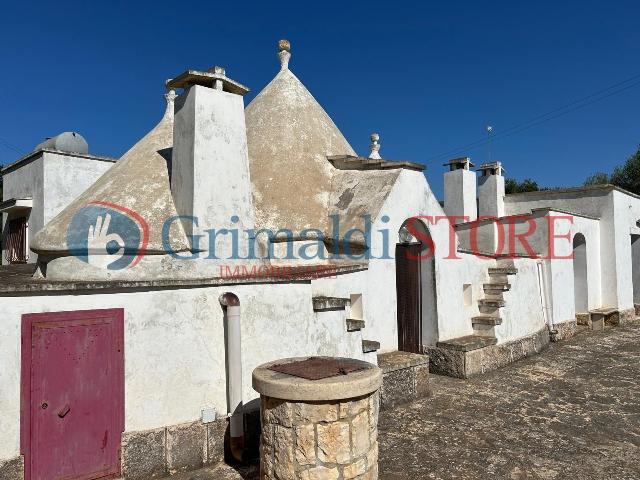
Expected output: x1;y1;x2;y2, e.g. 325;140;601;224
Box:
219;292;244;461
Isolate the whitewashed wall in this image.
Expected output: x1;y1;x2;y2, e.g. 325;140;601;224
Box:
1;157;44;264
42;152;114;225
1;151;113;265
0;281;364;462
498;258;546;341
611;190;640;311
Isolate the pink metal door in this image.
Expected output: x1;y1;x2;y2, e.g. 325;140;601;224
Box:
21;309;124;480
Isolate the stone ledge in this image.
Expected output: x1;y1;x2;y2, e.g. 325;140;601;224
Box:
472;315;502;326
427;327;549;379
488;267;518;275
346;318;365;331
377;351;428;374
362;340;381;353
436;335;497;352
378;351;430;411
312;296;350;312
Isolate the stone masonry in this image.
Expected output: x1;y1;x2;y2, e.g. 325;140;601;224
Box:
259;393;379;480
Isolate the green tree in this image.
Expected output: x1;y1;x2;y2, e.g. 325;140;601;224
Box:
584;146;640;195
584;172;610;186
610;146;640;195
505;178;540;194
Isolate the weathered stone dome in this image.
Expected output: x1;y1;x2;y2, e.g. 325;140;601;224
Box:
245;49;356;236
31;91;190;256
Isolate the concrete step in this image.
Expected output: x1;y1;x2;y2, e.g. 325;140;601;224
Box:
436;334;497;352
362;340;381;353
472;315;502;326
346;318;365;331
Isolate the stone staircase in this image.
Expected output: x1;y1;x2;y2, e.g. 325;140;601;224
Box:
426;261;519;378
471;263;517;339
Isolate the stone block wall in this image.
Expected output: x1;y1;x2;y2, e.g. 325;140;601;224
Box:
427;327;550;379
0;456;23;480
550;320;577;342
260;393;379;480
121;417;227;479
377;351;430;410
619;308;636;325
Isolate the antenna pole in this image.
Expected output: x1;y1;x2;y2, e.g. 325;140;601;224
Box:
486;125;493;162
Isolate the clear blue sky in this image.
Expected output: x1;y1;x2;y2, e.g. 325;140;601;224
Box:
1;0;638;198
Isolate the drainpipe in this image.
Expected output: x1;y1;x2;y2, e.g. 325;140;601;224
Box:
536;261;553;332
219;292;244;461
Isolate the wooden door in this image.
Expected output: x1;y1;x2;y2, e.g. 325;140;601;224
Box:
21;309;124;480
395;243;423;353
6;216;28;263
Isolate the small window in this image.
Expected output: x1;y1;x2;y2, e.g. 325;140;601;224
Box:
463;284;472;307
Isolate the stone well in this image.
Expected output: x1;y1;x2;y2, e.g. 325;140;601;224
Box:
252;357;382;480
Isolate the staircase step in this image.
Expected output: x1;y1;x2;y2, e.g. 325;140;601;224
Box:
362;340;380;353
483;282;510;292
488;267;518;276
346;318;365;331
478;298;505;308
472;315;502;326
436;335;497;352
312;296;350;312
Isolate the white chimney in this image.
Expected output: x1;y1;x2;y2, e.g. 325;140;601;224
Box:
443;157;477;223
168;66;254;260
478;161;505;218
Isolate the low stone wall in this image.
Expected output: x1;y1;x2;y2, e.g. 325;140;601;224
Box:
121;417;228;479
550;320;577;342
377;351;429;410
426;327;550;379
618;307;636;325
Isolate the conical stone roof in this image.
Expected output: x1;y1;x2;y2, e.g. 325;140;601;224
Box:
31;91;190;256
245;45;356;236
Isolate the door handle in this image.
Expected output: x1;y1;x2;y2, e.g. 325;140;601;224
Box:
57;404;70;418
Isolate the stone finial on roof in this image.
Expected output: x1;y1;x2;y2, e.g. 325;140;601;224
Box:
369;133;382;160
163;88;177;120
278;39;291;70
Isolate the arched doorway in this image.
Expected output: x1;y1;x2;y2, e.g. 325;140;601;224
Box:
573;233;588;314
395;218;437;353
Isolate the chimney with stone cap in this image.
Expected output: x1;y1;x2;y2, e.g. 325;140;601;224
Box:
167;65;254;260
443;157;477;223
477;161;505;218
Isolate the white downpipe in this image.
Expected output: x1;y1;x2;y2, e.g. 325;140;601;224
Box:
536;261;553;331
219;292;244;461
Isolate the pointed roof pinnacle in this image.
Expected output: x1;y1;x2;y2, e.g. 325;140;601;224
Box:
369;133;382;159
278;39;291;70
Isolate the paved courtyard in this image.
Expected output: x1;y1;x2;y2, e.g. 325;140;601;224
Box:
379;322;640;479
173;321;640;480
